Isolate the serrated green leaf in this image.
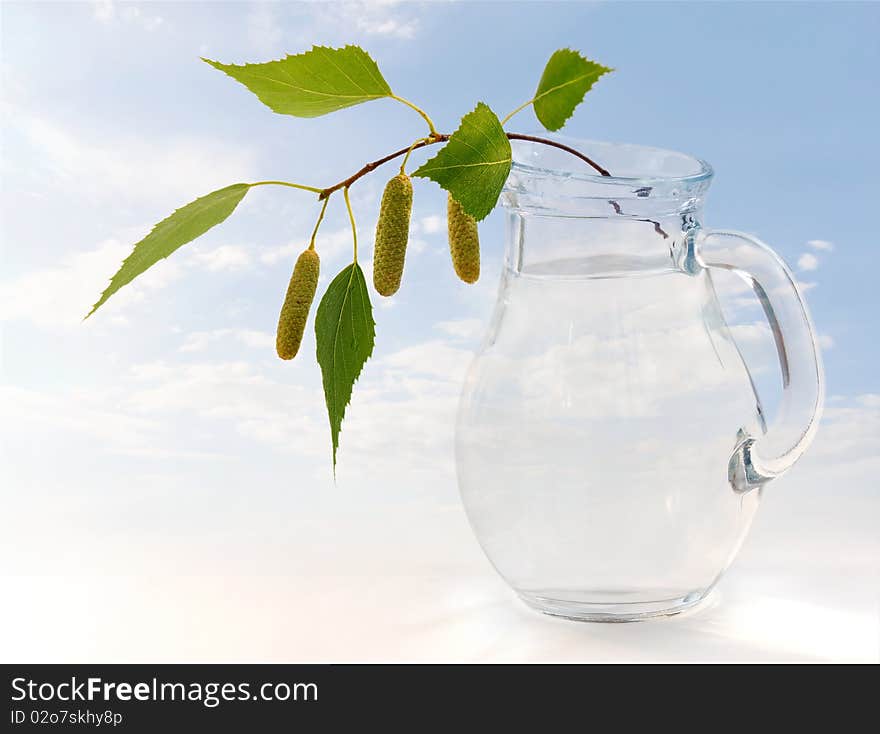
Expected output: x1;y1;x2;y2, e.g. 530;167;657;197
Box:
87;184;250;317
315;263;375;471
203;45;392;118
533;49;611;132
413;103;511;221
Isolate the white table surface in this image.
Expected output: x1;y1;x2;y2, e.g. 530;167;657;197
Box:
2;446;877;663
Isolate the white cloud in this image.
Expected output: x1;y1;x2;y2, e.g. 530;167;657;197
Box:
247;2;283;56
378;340;473;381
357;16;418;39
92;1;114;23
418;215;444;235
260;227;355;268
0;239;182;328
306;1;420;41
0;238;260;329
112;336;467;473
807;240;834;252
6;111;256;205
259;243;298;267
190;245;253;272
122;359;325;450
797;253;819;272
91;1;164;31
0;358;324;465
817;334;834;351
375;296;398;311
727;321;772;343
179;329;274;353
435;318;484;342
345;1;419;39
807;394;880;467
121;5;164;32
324;340;475;482
0;384;190;460
410;237;429;255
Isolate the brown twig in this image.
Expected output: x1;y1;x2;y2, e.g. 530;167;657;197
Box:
317;132;666;239
319;135;449;199
504;133;611;176
319;132;610;199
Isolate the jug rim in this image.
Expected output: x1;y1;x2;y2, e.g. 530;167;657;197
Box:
508;135;714;188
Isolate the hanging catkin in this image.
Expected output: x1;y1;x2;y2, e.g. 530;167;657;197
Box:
447;193;480;283
372;173;413;297
276;247;320;360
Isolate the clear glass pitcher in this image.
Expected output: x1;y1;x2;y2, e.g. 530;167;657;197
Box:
455;138;824;621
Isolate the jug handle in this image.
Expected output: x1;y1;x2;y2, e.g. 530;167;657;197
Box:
688;228;825;493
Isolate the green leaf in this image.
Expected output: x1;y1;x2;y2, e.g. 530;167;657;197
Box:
413;102;511;221
315;263;376;471
532;49;611;132
203;45;392;118
87;184;250;317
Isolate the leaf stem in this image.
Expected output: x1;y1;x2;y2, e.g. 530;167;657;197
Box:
389;93;439;137
250;180;324;194
501;99;535;127
343;187;358;262
309;196;331;250
399;137;429;175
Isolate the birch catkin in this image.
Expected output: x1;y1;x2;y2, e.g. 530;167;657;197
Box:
447;193;480;283
276;247;320;360
372;173;413;297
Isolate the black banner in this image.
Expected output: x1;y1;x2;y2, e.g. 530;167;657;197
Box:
5;663;870;729
3;664;607;730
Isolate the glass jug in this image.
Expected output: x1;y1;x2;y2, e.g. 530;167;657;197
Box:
455;138;824;621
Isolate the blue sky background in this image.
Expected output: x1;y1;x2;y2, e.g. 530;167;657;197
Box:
1;2;878;661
